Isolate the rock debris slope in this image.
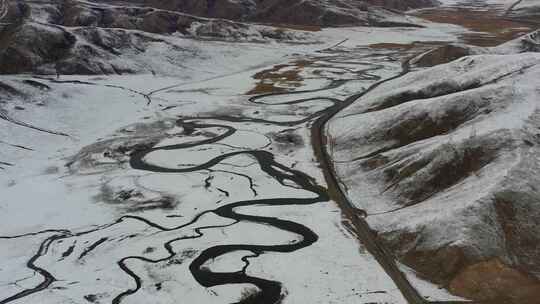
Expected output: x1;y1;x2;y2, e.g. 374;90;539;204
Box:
328;31;540;303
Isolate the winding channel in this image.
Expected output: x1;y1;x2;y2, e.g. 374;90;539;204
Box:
125;119;329;304
0;46;465;304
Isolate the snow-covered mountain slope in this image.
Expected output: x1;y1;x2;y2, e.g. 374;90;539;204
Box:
506;0;540;23
328;33;540;303
0;0;437;75
0;0;316;75
411;29;540;67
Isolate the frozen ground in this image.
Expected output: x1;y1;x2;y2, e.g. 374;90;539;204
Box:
0;4;474;304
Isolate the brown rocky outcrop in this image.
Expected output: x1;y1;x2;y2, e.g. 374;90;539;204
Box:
449;259;540;303
145;0;437;26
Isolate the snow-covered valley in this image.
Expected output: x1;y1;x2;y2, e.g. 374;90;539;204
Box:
1;0;540;304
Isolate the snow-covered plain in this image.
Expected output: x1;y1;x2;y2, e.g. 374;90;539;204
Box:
0;4;477;304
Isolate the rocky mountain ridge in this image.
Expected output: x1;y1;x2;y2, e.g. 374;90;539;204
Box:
0;0;435;75
0;0;319;75
145;0;438;26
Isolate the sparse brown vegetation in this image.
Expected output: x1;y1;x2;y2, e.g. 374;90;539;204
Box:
369;43;417;50
412;8;532;46
274;24;322;32
246;60;314;94
412;44;473;67
449;259;540;303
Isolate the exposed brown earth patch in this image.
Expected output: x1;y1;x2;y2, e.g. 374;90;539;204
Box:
383;235;540;303
369;43;418;50
449;259;540;303
246;59;314;94
273;24;322;32
412;44;473;67
369;42;456;66
412;8;532;46
397;243;468;285
368;41;445;49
